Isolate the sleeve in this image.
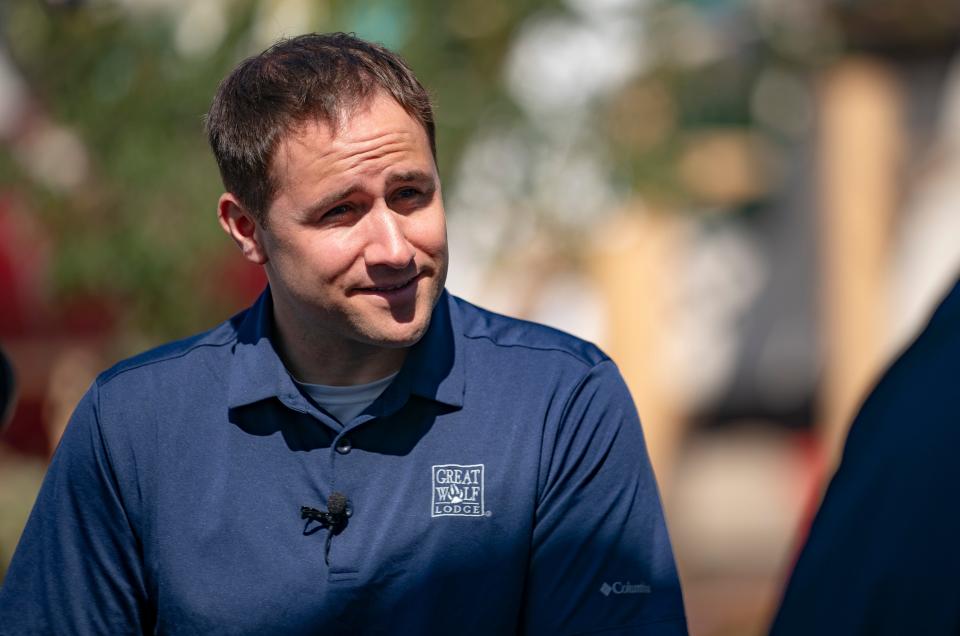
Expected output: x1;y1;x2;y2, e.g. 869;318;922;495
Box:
0;382;151;635
520;360;687;636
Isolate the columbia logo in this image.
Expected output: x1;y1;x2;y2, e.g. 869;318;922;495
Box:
600;581;652;597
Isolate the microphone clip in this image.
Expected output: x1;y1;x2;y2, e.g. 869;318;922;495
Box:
300;492;350;535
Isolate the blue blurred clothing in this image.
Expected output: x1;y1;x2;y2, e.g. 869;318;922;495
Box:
0;290;686;635
771;276;960;635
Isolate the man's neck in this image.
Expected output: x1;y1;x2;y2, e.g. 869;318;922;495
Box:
271;312;408;387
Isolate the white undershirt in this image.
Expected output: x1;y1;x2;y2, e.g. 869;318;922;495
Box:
294;371;399;425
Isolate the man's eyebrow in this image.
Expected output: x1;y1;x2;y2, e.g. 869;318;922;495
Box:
301;171;436;217
303;184;362;217
385;170;435;186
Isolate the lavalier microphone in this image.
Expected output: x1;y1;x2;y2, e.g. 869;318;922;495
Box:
300;491;349;533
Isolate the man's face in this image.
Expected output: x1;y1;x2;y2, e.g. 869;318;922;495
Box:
256;92;448;356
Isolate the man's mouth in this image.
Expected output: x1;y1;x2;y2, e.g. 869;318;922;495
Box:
367;280;413;292
356;272;422;294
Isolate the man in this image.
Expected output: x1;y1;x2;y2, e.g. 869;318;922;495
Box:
771;275;960;634
0;33;686;635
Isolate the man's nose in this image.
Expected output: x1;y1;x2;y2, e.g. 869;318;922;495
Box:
364;204;415;269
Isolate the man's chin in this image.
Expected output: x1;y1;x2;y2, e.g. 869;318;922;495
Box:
358;319;431;350
356;288;440;349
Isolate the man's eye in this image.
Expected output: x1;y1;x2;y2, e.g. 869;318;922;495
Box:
323;204;352;219
395;187;421;200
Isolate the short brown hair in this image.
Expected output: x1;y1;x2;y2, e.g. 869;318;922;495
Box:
205;32;435;223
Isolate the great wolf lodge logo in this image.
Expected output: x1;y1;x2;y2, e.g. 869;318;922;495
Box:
432;464;484;517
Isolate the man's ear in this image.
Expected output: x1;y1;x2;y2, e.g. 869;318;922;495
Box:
218;193;268;265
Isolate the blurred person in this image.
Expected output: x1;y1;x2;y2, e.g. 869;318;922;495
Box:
0;345;14;431
0;344;27;583
770;274;960;634
0;33;686;634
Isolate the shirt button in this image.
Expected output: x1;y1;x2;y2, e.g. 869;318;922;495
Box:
336;438;352;454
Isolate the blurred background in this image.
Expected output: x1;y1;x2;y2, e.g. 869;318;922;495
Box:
1;0;959;633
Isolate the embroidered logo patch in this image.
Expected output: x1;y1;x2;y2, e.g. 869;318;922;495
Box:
431;464;484;517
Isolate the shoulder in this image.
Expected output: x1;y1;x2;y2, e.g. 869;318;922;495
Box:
846;278;960;459
95;308;246;390
818;278;960;527
450;294;609;371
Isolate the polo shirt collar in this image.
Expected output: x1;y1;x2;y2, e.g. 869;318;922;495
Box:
226;289;301;410
385;290;465;411
226;288;465;412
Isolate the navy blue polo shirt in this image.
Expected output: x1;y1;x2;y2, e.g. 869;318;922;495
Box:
0;290;686;635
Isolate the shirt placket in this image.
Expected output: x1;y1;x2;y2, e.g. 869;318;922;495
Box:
324;413;378;581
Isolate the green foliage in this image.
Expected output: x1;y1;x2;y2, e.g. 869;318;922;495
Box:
1;0;555;344
3;3;255;341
